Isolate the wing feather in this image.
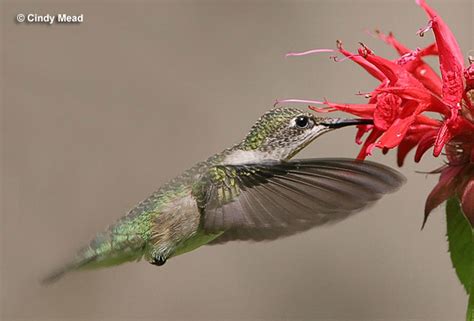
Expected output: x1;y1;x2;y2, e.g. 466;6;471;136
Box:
193;158;405;244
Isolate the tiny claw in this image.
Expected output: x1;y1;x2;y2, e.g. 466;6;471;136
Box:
151;256;167;266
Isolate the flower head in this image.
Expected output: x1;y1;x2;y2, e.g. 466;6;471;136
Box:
279;0;474;226
425;141;474;227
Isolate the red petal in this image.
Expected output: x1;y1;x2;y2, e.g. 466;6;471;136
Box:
376;31;442;95
373;93;402;130
362;51;446;115
363;52;403;84
465;63;474;91
363;50;425;88
417;0;465;108
396;126;438;166
355;124;373;145
398;54;442;97
417;0;464;66
461;178;474;227
414;131;437;162
310;101;376;118
356;129;383;160
423;165;464;228
376;86;448;115
375;30;410;55
337;41;386;82
433;122;453;156
415;115;442;127
397;139;418;167
419;43;438;57
375;116;416;149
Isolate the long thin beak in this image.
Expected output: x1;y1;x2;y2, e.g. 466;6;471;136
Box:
320;118;373;129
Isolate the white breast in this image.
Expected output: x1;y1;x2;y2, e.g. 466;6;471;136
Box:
222;150;274;165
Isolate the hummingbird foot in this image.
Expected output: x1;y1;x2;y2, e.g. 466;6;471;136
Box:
150;255;167;266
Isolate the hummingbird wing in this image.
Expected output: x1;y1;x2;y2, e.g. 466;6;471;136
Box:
195;158;404;244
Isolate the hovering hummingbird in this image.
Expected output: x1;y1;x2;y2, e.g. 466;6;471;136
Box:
43;107;404;283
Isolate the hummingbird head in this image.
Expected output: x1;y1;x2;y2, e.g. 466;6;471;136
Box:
237;107;372;160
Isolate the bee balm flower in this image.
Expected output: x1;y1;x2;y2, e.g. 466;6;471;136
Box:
279;0;474;226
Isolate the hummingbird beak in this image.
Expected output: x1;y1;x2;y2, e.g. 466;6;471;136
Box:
319;118;373;129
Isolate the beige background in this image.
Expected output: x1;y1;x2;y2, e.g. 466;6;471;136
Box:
1;1;473;320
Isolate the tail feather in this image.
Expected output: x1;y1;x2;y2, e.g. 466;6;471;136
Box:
41;255;98;285
41;233;146;284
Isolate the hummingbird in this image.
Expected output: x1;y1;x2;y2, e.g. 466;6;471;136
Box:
43;107;404;283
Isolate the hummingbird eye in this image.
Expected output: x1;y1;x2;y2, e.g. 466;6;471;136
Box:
295;116;310;129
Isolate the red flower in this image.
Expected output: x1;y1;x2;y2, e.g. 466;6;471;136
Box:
279;0;474;226
425;141;474;227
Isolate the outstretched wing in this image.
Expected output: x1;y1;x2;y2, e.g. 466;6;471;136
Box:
193;158;405;244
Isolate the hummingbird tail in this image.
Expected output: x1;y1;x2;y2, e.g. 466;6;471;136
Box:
41;231;146;285
40;256;95;285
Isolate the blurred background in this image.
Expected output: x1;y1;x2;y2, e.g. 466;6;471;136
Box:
1;1;473;320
